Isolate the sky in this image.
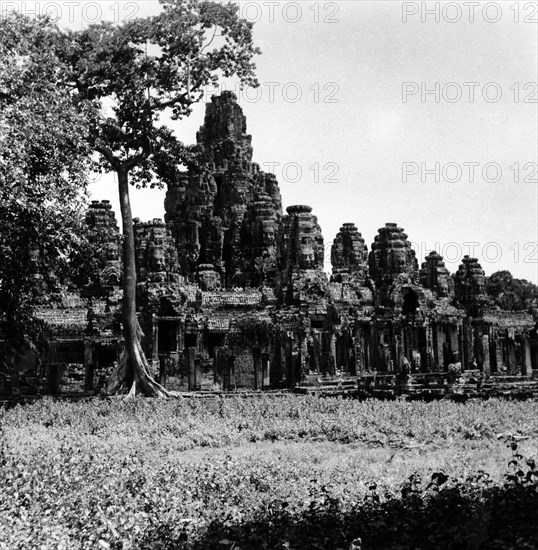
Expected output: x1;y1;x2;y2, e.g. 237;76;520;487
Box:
3;0;537;282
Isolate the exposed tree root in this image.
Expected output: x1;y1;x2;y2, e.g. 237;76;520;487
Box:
105;322;175;398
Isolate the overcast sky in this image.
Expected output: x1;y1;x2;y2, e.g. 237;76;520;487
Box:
6;1;537;282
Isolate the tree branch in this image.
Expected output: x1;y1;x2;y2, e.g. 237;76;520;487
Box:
200;26;218;54
95;143;120;171
149;72;206;112
150;91;192;110
186;54;193;103
124;136;152;171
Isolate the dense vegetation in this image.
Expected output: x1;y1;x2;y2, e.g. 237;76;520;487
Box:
1;396;538;549
0;14;92;359
486;270;538;314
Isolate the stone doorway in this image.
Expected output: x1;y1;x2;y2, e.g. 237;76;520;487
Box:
158;320;178;353
402;290;419;316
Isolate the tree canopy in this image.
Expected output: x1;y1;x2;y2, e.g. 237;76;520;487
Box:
60;0;260;186
486;271;538;315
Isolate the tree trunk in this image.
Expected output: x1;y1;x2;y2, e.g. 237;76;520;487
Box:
106;166;171;397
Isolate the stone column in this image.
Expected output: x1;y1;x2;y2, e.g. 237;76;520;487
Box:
495;341;504;373
462;321;472;369
390;325;399;372
449;325;459;364
312;332;321;374
481;335;491;377
457;324;464;370
424;323;433;372
83;339;94;392
178;319;185;351
507;335;517;375
300;336;308;378
362;328;369;371
152;316;159;370
187;347;197;391
400;325;408;360
226;352;236;390
194;357;202;391
290;336;299;385
335;335;343;373
406;326;413;363
522;336;533;377
275;334;284;384
214;347;224;390
369;325;378;371
330;333;337;375
384;343;393;373
281;335;289;385
341;333;350;373
348;333;357;375
354;329;364;374
253;347;262;390
262;353;271;388
48;342;59;395
433;324;444;372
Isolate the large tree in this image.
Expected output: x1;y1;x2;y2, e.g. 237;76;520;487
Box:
0;14;92;366
58;0;260;396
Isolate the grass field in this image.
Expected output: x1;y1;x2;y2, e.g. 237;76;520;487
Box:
1;396;538;549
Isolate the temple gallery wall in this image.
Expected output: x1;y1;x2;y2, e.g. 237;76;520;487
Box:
2;92;537;396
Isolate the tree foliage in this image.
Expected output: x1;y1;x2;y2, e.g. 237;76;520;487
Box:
226;317;277;351
486;271;538;314
0;14;93;357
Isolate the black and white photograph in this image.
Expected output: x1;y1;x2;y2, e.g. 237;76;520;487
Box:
1;1;537;548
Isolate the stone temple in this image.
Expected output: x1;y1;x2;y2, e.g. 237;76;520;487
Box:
2;92;537;397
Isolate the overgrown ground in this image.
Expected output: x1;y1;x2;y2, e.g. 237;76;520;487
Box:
1;396;538;549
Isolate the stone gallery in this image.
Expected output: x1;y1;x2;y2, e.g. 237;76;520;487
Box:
4;92;537;396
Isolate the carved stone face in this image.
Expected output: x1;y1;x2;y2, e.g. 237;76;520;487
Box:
392;250;407;273
187;244;200;263
262;225;275;246
299;248;315;269
197;269;220;291
437;276;450;297
105;243;118;261
150;247;166;272
437;280;448;296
